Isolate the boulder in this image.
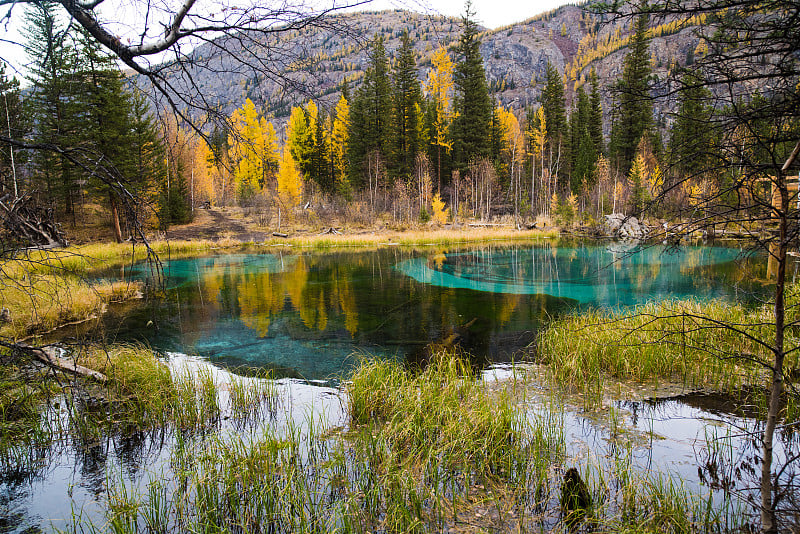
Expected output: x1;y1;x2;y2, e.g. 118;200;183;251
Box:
603;213;648;240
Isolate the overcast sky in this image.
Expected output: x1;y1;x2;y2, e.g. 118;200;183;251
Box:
1;0;569;82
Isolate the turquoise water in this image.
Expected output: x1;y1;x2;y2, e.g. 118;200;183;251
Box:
100;243;759;381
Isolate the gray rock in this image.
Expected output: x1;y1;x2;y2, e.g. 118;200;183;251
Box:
604;213;648;240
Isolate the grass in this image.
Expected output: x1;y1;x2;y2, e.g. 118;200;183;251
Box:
59;350;748;533
2;228;557;279
0;274;141;339
272;227;559;250
537;298;797;406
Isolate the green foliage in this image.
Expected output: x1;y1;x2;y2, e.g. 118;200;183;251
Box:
23;5;165;236
392;30;422;178
538;299;789;403
609;14;655;175
451;1;492;171
542;61;567;156
349;36;393;188
24;1;83;220
669;70;715;178
159;158;193;228
568;87;597;193
0;62;26;197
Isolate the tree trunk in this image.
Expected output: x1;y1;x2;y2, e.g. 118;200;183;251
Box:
110;192;123;243
761;176;786;533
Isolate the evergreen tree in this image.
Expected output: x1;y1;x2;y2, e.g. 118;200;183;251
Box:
349;35;392;188
286;103;315;180
669;70;714;178
392;30;422;178
127;91;167;205
609;13;654;174
311;110;333;193
77;28;137;241
24;2;82;221
0;62;25;199
588;69;604;154
568;87;596;193
451;0;492;171
541;61;567;158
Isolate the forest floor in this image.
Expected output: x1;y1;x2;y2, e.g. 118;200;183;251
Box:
161;207;270;242
155;206;538;244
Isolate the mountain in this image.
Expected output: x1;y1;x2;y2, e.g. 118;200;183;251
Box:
138;5;703;128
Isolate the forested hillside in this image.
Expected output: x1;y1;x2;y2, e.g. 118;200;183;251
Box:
0;1;757;242
143;5;702;124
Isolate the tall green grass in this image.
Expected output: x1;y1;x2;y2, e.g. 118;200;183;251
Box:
67;351;748;533
538;298;794;403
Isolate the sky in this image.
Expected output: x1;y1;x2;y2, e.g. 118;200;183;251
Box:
1;0;569;83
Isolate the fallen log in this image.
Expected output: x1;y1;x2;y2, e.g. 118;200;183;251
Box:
15;343;107;383
272;232;288;238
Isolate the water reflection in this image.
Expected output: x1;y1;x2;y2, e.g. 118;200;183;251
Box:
101;243;760;382
397;243;751;306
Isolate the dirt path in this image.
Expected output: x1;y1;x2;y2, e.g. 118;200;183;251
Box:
163;208;268;242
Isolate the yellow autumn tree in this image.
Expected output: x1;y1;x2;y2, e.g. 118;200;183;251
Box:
190;137;215;205
424;47;456;189
277;144;303;212
527;106;547;212
430;193;449;225
228;99;278;203
331;94;350;195
496;106;523;171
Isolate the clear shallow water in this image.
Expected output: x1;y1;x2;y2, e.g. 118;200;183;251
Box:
2;360;781;533
96;242;760;382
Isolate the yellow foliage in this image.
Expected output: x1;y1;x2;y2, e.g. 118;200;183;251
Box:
228;99;278;199
567;192;578;215
550;192;560;217
278;145;303;209
431;193;449;225
331;94;350;183
424;47;456;151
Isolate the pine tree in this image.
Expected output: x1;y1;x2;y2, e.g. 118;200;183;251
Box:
589;69;604;154
392;30;422;179
286;103;315;180
609;13;654;174
541;61;567;160
669;70;714;178
0;62;25;199
24;2;82;221
348;35;392;188
451;0;492;171
77;28;138;241
127;92;167;203
311;110;333;193
568;87;596;193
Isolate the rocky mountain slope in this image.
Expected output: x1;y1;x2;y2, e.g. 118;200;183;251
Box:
141;4;702;127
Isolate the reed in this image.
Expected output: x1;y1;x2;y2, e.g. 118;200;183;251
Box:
0;274;142;338
274;227;558;250
537;298;792;400
59;350;752;534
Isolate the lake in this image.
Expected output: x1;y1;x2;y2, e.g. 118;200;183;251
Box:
99;241;760;382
